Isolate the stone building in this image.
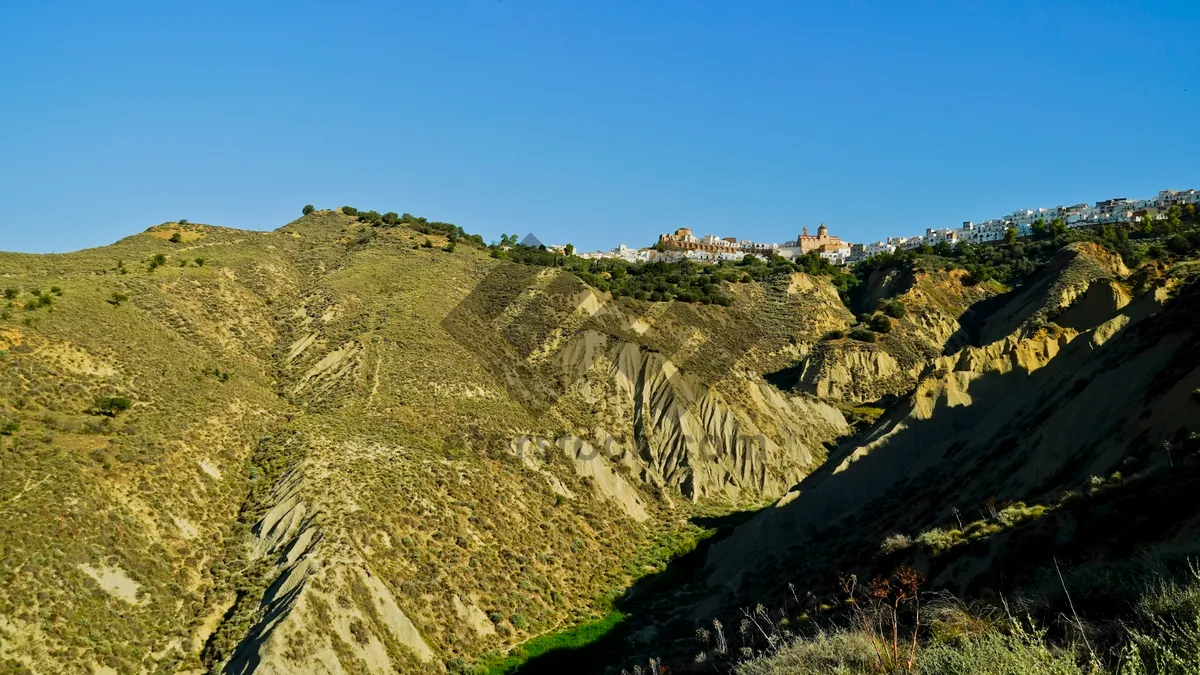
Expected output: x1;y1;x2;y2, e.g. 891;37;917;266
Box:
793;224;843;253
657;227;741;253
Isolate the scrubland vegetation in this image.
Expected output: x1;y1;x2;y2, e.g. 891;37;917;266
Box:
727;558;1200;675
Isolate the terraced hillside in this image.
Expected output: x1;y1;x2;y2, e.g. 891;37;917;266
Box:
0;212;859;674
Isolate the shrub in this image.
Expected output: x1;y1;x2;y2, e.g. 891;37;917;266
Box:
1167;233;1192;255
879;533;913;555
963;520;1003;539
108;292;129;306
917;624;1086;674
1118;560;1200;675
881;299;907;318
995;501;1048;528
194;257;205;267
3;288;16;300
849;328;877;342
148;253;167;271
823;329;846;340
90;396;132;417
341;206;358;216
204;366;233;382
348;619;370;646
510;614;530;630
302;204;315;215
0;420;18;436
736;628;879;675
421;239;434;248
169;232;182;243
869;313;893;333
915;527;965;555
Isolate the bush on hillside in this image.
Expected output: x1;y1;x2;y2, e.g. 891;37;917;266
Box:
1168;234;1191;255
917;626;1087;675
849;328;876;343
869;313;893;333
915;527;965;555
881;299;907;318
879;532;913;555
90;396;132;417
302;204;315;215
341;206;358;216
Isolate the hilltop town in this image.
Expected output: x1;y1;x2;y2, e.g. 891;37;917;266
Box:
560;187;1200;266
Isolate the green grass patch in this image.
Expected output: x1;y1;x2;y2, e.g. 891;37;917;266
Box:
476;609;626;675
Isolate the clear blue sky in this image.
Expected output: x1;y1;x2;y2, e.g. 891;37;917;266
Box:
2;1;1198;254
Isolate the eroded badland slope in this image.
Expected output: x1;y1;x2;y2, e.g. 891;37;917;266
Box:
5;211;1200;675
0;212;855;674
611;240;1200;673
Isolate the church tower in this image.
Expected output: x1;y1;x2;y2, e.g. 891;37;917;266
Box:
817;223;828;238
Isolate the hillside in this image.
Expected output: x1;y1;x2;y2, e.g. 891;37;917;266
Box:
3;210;1200;675
610;239;1200;674
0;212;854;675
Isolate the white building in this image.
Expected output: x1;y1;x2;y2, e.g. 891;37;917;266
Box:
611;244;651;262
819;246;853;265
861;240;897;256
1155;189;1200;207
739;239;780;253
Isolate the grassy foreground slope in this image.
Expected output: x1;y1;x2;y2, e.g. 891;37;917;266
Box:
0;211;856;674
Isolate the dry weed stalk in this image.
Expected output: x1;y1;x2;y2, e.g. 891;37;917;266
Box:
841;564;925;672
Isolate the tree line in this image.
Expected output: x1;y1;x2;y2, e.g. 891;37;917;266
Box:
494;243;858;306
